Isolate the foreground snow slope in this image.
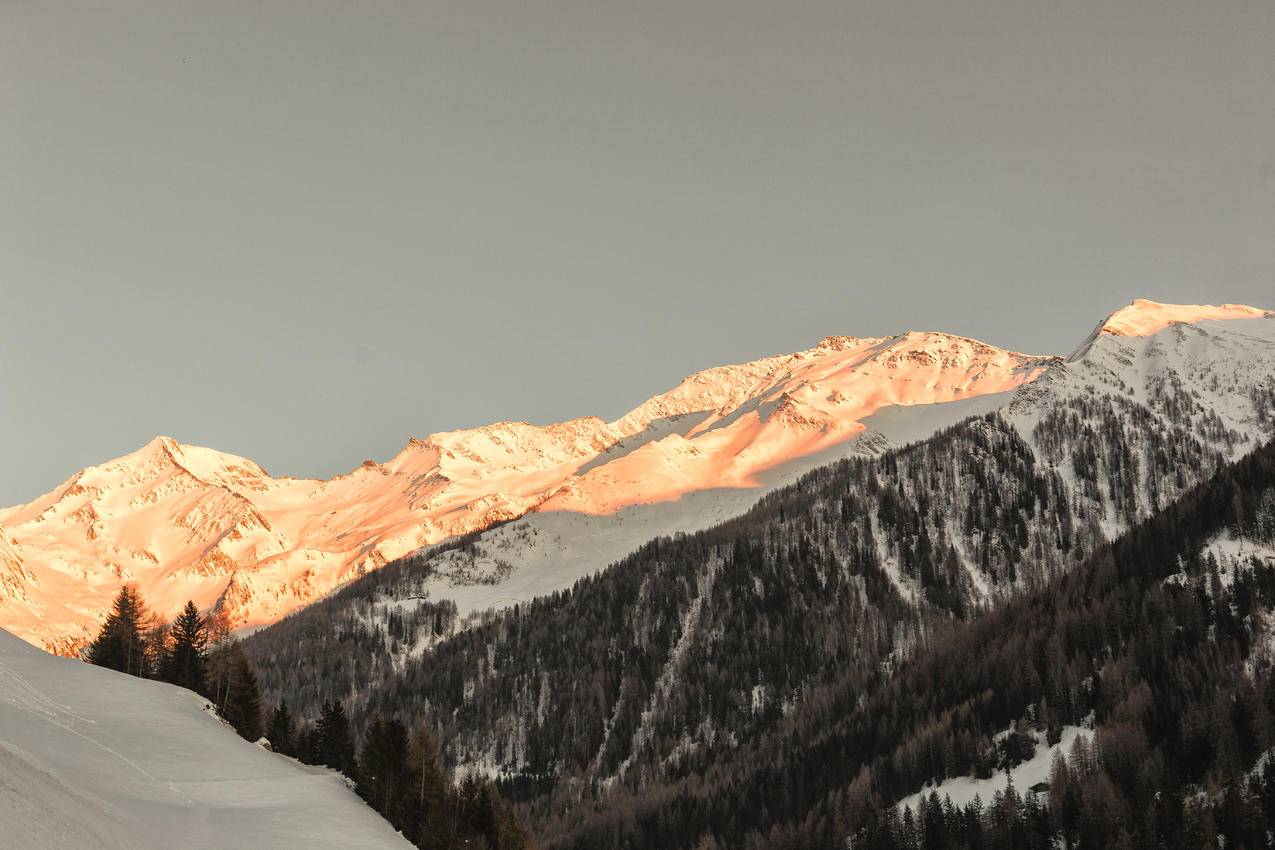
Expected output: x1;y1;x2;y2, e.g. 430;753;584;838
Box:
0;628;411;850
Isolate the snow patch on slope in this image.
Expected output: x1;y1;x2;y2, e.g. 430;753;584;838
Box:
898;726;1093;813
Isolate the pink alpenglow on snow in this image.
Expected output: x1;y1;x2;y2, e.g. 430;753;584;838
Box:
1097;299;1272;338
1;300;1269;654
0;332;1051;652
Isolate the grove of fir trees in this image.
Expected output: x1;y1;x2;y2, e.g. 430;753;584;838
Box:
79;588;538;848
271;698;535;850
244;419;1275;848
85;589;265;743
160;600;208;692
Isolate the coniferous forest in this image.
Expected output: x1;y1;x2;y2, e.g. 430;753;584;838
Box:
238;396;1275;848
85;586;535;849
9;2;1275;846
78;358;1274;850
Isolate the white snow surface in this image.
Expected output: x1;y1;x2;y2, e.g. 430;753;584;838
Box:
0;328;1053;651
898;726;1093;813
428;390;1019;619
1068;298;1272;360
1;298;1270;653
1096;299;1270;340
0;628;411;849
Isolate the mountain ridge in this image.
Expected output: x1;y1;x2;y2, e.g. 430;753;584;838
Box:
239;301;1275;849
1067;297;1273;360
2;299;1268;653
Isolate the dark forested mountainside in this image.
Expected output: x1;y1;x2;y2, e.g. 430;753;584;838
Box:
545;437;1275;850
842;440;1275;848
244;392;1254;844
248;351;1265;735
1029;390;1240;520
258;437;1272;850
249;412;1095;721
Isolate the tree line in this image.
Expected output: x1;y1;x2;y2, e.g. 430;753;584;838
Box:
86;587;263;739
85;586;536;850
238;365;1272;848
243;404;1246;848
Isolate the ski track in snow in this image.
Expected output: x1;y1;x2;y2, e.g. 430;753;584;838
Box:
0;656;164;786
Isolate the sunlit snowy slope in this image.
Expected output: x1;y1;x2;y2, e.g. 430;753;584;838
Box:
367;299;1275;619
0;329;1053;651
0;628;411;849
1;299;1270;652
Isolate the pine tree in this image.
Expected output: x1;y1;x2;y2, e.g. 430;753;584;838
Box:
266;700;296;757
227;646;263;740
204;605;236;707
161;600;208;693
205;604;234;648
358;713;410;820
404;723;451;848
470;782;499;848
315;701;357;777
207;640;263;741
295;721;321;765
142;612;168;679
86;584;150;677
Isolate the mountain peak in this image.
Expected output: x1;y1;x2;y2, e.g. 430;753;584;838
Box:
816;335;878;352
1064;299;1272;361
99;435;273;493
1099;299;1271;338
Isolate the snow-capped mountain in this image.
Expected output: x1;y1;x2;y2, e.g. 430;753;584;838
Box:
238;311;1275;848
356;298;1275;621
1009;299;1275;486
2;300;1269;653
0;627;411;849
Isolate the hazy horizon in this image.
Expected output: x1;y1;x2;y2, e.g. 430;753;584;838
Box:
4;0;1273;506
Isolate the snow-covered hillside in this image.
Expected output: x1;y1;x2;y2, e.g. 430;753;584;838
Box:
2;299;1269;653
0;330;1053;651
0;628;411;849
1007;302;1275;523
386;299;1275;620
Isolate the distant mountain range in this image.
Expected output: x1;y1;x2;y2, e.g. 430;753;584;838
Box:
2;299;1270;653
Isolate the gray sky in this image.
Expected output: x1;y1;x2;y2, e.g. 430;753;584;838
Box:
3;0;1272;507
